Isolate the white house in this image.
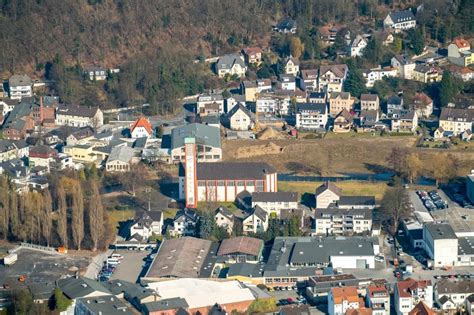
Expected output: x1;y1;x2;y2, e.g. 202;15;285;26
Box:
8;75;32;100
364;67;398;88
197;93;225;114
315;182;342;208
279;74;296;91
391;55;416;80
284;56;300;76
169;209;199;237
83;66;107;81
394;278;433;315
130;117;153;139
129;211;164;240
216;54;247;78
243;206;269;234
328;287;360;315
214;207;234;234
226;104;253;131
251;191;298;218
295;103;328;130
366;285;391;315
435;279;474;312
423;223;458;268
56;105;104;129
383;10;416;32
349;35;368;57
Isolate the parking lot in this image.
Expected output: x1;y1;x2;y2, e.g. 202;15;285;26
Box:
108;250;150;283
0;248;90;290
408;189;474;235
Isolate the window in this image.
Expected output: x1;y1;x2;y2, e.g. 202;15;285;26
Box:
256;180;264;192
246;180;254;187
227;180;235;186
198;181;206;187
217;180;225;186
237;181;245;186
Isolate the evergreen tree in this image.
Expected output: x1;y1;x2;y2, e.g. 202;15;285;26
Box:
344;68;367;97
439;71;461;106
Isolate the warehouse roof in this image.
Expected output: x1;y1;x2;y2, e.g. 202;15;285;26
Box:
57;277;110;299
217;236;263;257
77;295;135;314
170;123;221;149
424;223;457;240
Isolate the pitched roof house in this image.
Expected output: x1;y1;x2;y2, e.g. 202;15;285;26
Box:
130;117;153;139
284;56;300;76
315;181;342;208
333;109;354;133
216;54;247;78
226;104;253;131
129;211;164;240
329;92;355;117
169;209;199;237
395;278;433;315
242;47;263;65
243;206;268;234
410;93;433;118
56;104;103;129
105;145;137;172
383;10;416;32
215;206;234;234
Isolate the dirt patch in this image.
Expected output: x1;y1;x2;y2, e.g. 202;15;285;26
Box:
257;126;286;140
235;141;285;158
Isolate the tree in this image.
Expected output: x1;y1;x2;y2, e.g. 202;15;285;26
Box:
287;214;302;236
407;29;425;55
289;37;304;59
40;190;53;246
56;186;68;248
121;163;148;196
393;37;403;54
439;71;461;106
0;176;10;240
405;153;423;184
70;182;84;250
344;68;367;98
430;154;458;186
53;288;72;312
11;288;33;315
386;147;409;177
379;182;409;234
364;38;383;63
196;212;215;239
86;181;104;251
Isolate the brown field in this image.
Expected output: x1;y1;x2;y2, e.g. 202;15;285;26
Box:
223;137;474;176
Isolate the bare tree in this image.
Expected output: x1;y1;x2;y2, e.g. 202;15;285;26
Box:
70;182;84;250
86;181;104;251
56;186;68;248
121;163;148;196
378;181;410;235
0;176;10;240
40;190;53;247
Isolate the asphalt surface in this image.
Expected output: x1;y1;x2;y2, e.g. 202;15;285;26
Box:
109;250;150;283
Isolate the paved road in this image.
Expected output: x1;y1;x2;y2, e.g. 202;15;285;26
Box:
110;250;150;283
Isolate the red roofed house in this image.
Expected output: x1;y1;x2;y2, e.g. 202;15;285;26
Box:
242;47;263;65
448;65;474;82
448;38;474;67
408;301;436;315
395;278;433;315
366;285;390;315
328;286;360;315
410;93;433;118
130;117;153;139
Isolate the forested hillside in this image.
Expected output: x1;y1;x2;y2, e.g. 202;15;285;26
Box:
1;0;473;110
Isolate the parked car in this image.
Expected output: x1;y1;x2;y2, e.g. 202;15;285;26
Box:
375;255;384;262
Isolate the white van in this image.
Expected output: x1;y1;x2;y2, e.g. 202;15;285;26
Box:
106;258;120;265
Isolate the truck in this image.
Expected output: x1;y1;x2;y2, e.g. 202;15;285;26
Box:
3;253;18;266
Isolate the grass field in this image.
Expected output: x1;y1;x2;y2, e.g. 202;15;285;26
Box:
107;210;135;230
278;180;389;201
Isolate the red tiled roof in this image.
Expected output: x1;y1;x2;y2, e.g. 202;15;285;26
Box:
397;278;432;298
367;285;388;298
131;117;152;135
409;301;435;315
453;38;470;49
331;287;359;304
242;47;262;55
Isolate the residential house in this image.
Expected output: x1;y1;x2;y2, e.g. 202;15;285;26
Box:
0;98;19;118
358;110;381;131
166;123;221;163
447;38;474;67
394;278;433;315
215;54;247;78
63;144;104;165
284;56;300;76
371;30;394;46
215;207;234;234
366;285;390;315
295;103;328;130
241;81;258;102
274;18;297;34
224;94;246;113
256;93;290;115
84;66;108;81
300;69;318;91
105;145;137;172
0;140;28;162
383;10;417;32
364;67;398;88
333;109;354;133
449;65;474;82
56;104;103;129
386;95;404;116
217;236;263;263
319;64;348;93
439;107;474;136
349;35;368;57
314;208;372;235
319;25;346;45
130;117;153;139
199;115;221;129
279;74;296;91
410;93;433;118
391;111;418;133
256;79;272;93
197;93;225;114
243;206;268;234
408;301;436;315
391;55;416;80
328;287;360;315
129;211;164;240
329;92;354;117
8;75;32;100
169;209;199;237
412;64;442;83
435;279;474;312
226;104;253;131
466;295;474;315
66;127;95;146
308;92;326;104
29;145;58;170
423;223;458;268
2;98;35;140
242;47;263;65
315;182;342;208
360;94;380;111
251;191;298;218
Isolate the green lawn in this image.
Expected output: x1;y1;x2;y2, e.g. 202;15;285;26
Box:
278;180;389;201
